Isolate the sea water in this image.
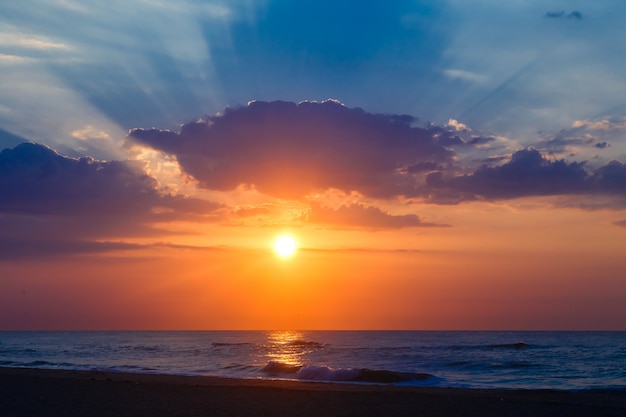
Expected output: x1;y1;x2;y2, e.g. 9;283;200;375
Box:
0;331;625;390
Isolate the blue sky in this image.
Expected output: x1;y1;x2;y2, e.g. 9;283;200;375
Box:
2;0;626;163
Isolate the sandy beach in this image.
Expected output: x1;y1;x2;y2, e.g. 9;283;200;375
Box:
1;367;625;417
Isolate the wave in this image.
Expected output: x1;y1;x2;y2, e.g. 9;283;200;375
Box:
452;342;531;351
260;361;434;384
260;361;302;375
119;344;163;352
222;363;257;371
24;360;53;366
286;340;325;348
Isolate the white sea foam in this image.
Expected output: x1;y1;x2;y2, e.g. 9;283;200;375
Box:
296;365;359;381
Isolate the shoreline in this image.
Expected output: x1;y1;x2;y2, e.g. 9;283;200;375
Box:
1;367;625;416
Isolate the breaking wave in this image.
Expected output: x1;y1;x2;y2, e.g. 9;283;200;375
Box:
286;340;325;348
260;361;434;384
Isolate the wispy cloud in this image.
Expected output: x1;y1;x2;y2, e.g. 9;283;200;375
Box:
302;203;448;229
443;69;486;84
0;31;70;51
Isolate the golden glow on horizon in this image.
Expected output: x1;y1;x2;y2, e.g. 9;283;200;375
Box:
274;235;297;257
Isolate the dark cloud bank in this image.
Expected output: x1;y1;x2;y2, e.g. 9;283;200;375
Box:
0;142;216;259
129;100;626;204
0;142;213;217
2;100;626;259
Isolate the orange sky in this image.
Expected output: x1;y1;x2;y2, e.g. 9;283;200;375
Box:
1;196;624;330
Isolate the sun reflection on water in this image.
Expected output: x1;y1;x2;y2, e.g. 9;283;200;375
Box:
265;330;308;366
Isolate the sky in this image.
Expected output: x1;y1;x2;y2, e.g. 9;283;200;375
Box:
1;0;625;330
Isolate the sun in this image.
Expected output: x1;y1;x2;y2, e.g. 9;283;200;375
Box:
274;235;297;257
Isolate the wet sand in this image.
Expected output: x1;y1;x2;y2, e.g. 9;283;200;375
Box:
1;366;625;416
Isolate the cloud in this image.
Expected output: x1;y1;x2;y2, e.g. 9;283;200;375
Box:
425;149;626;202
128;101;626;208
544;11;583;20
568;11;583;20
0;31;70;51
447;118;468;131
406;161;442;174
590;160;626;193
0;142;221;252
0;141;225;259
443;69;486;83
572;118;626;131
0;238;141;260
0;142;213;217
302;203;446;229
544;11;566;19
234;205;273;217
129;100;454;200
532;116;626;157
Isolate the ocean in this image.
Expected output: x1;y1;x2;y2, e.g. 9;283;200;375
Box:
0;331;624;390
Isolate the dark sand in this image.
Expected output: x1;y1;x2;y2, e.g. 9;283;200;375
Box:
1;367;625;417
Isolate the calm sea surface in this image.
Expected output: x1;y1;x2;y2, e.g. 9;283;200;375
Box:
1;331;625;390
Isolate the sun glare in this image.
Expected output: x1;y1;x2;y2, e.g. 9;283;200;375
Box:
274;235;297;257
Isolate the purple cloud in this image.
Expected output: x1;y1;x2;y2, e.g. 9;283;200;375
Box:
0;142;220;259
424;149;626;202
129;100;454;200
128;101;626;208
0;142;214;217
302;202;447;229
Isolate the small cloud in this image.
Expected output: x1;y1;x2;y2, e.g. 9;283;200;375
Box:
406;161;441;174
572;118;626;131
0;53;31;64
544;10;583;20
71;125;112;141
568;11;583;20
544;11;565;18
614;220;626;228
447;118;468;132
302;202;446;229
0;32;70;51
594;142;609;149
467;136;495;146
234;205;272;217
0;238;141;261
443;69;486;83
